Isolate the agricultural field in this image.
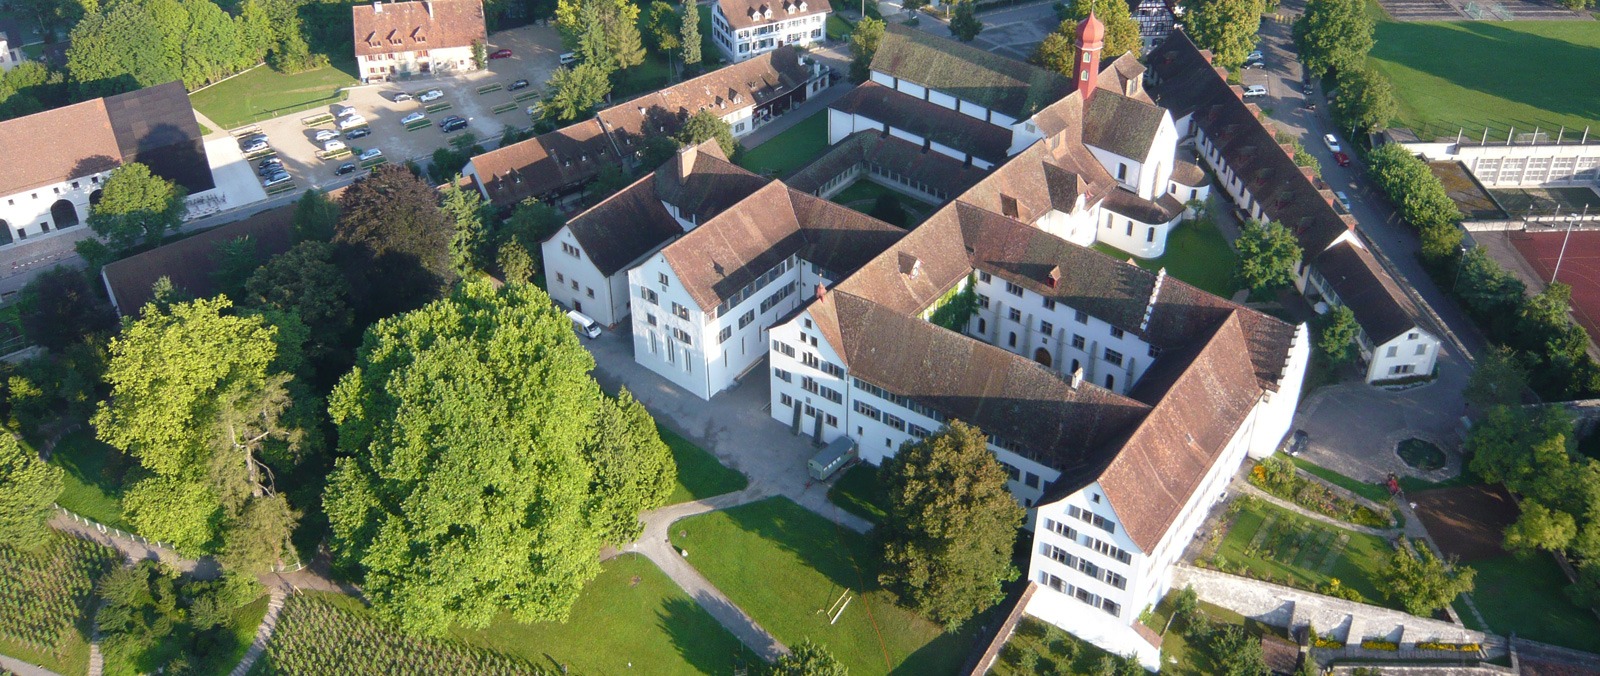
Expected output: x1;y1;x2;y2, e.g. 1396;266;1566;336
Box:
0;534;118;675
254;593;537;676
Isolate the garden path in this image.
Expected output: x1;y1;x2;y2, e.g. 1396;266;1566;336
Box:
1392;499;1492;630
1236;483;1394;538
614;485;790;661
48;510;221;580
227;586;289;676
0;654;61;676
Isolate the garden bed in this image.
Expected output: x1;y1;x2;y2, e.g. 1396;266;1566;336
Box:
426;102;452;114
476;83;503;95
266;181;298;195
404;119;432;131
513;91;541;103
1249;456;1391;529
491;102;519;115
300;113;334;127
1201;496;1398;608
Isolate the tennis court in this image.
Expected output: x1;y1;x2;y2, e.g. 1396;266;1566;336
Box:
1510;229;1600;343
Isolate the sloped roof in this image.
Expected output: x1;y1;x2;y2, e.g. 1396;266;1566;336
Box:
870;23;1073;120
1312;240;1424;345
829;81;1013;164
660;182;906;311
1082;90;1166;160
102;206;295;316
717;0;828;30
352;0;486;57
468;119;621;204
597;47;815;147
785;130;986;198
650;142;769;223
819;290;1153;470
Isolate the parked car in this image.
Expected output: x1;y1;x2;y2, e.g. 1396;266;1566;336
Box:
345;128;372;140
418;89;445;102
400;111;426;125
392;92;413;102
1333;151;1351;167
358;148;383;162
1289;429;1309;456
1242;84;1267;99
335;105;358;118
322;140;347;153
439;115;467;133
559;52;578;66
337;115;367;130
257;157;283;170
241;139;269;153
264;172;291;187
489;48;513;59
508;79;530;91
1246;49;1263;62
1334;191;1352;213
1302;83;1314;95
1323;133;1341;152
238;133;266;146
335;162;358;176
314;129;339;142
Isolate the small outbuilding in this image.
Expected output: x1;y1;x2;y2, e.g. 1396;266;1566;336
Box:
808;436;857;482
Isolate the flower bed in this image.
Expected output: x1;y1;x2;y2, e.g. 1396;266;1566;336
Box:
1417;641;1480;652
1361;639;1399;651
1250;456;1391;528
1313;637;1345;649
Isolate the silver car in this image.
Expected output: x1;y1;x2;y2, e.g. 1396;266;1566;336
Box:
418;89;445;102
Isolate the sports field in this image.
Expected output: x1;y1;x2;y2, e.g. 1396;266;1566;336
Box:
1510;229;1600;344
1369;20;1600;141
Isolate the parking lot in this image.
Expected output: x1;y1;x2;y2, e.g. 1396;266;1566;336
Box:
226;24;566;191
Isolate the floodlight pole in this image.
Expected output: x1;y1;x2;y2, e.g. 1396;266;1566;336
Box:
1552;206;1588;284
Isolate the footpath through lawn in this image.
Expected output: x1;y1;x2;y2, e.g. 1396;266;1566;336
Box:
669;496;973;675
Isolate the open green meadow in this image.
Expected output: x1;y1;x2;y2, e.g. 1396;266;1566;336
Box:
190;60;359;130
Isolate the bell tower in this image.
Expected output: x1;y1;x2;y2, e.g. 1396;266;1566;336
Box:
1075;11;1105;102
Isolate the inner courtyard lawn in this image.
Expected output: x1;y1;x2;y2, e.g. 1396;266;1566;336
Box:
1468;554;1600;653
453;554;751;675
1212;498;1397;608
660;425;748;504
1093;215;1242;298
1368;21;1600;141
669;497;973;675
826;463;887;523
737;109;829;178
190;60;359;129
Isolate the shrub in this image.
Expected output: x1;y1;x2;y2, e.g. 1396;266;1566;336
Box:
1417;641;1480;652
1313;636;1345;649
1360;639;1398;650
1247;457;1389;528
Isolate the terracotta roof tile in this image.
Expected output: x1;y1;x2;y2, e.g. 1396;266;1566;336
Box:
469;119;621;204
829;81;1013;164
871;23;1072;120
717;0;828;30
1311;240;1423;345
351;0;486;57
785;130;986;198
1082;90;1166;160
597;47;816;148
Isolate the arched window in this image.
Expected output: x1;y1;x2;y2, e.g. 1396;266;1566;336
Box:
0;220;11;246
1104;373;1115;390
50;199;80;229
1034;347;1052;367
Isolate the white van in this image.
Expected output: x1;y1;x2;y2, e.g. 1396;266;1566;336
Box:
322;140;347;153
568;310;602;339
1242;85;1268;99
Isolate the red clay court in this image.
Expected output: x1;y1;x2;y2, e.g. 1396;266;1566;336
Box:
1511;230;1600;343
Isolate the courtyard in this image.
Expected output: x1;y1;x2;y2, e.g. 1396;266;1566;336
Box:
1202;496;1398;608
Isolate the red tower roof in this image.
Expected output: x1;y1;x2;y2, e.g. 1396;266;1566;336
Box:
1077;11;1105;47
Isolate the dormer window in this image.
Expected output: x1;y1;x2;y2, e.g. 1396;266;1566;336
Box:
999;194;1019;219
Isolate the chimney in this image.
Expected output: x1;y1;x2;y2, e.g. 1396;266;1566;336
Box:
425;0;433;18
815;283;826;302
677;143;698;181
1071;366;1084;389
1075;12;1104;102
373;0;382;12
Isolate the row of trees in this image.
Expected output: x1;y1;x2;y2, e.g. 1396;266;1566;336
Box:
1294;0;1397;135
541;0;701;122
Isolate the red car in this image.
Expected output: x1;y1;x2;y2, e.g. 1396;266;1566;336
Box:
489;48;513;59
1333;151;1351;167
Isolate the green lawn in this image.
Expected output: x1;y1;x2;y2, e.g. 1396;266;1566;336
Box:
1142;597;1276;676
48;429;133;531
190;60;359;130
1468;554;1600;652
669;497;972;675
660;425;748;504
829;180;933;228
737;109;829;178
1093;216;1242;298
612;54;674;102
1212;498;1397;608
192;593;271;676
1369;21;1600;141
826;463;887;523
454;554;751;674
827;14;855;40
1290;457;1393;504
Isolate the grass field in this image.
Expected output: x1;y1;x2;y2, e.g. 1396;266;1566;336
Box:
827;463;888;523
454;554;752;674
190;61;359;130
1291;457;1393;504
0;534;118;676
1369;21;1600;141
48;429;132;530
660;425;748;504
737;109;829;178
201;595;271;676
829;180;933;227
1212;498;1397;608
1094;215;1242;298
669;497;972;675
1469;554;1600;652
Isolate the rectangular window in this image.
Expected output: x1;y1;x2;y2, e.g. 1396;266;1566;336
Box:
1075;310;1088;324
1045;518;1078;541
642;288;659;305
977;294;990;309
802;352;820;368
562;242;580;257
1117;164;1128;181
658;272;670;287
718;326;732;343
556;272;565;283
1005;281;1023;297
822;362;845;379
1102;600;1121;616
854;401;882;421
825;414;838;427
671;327;693;345
1040;321;1054;337
780;393;793;407
1024;472;1040;489
774;368;792;383
1386;346;1398;358
1147;227;1155;242
1109;326;1124;339
909;424;930;439
647;314;658;326
1008;308;1021;322
802;376;819;394
978;271;991;283
883;414;905;431
586;287;595;298
1415;344;1427;356
1000;462;1021;482
672;302;690;320
740;310;756;329
1043;299;1056;311
1072;334;1085;350
1104;349;1123;367
821;387;842;404
1105;572;1127;590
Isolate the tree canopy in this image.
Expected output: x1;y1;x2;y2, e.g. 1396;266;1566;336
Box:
17;266;116;349
584;388;676;545
1182;0;1265;69
544;62;613;122
291;189;339;243
879;420;1024;628
849;17;885;82
1330;65;1397;133
679;0;702;67
768;639;848;676
949;0;982;42
1367;144;1461;232
0;432;63;549
1380;544;1476;616
1316;304;1359;365
84;162;187;255
324;282;673;632
332;164;457;324
1293;0;1374;78
1050;0;1142;61
677;109;740;158
1234;219;1302;293
1463;346;1527;410
244;240;355;371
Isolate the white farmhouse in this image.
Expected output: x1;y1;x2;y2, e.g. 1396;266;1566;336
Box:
351;0;486;83
709;0;829;64
1148;31;1441;383
0;81;214;248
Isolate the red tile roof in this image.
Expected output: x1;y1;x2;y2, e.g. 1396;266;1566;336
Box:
352;0;486;57
716;0;828;31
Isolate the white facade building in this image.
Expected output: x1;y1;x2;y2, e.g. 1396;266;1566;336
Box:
351;0;486;83
710;0;828;63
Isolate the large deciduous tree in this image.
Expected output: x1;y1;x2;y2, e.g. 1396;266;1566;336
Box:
1182;0;1265;70
0;432;63;550
332;164;457;324
848;17;885;82
1330;65;1396;133
949;0;982;42
1380;544;1476;616
244;241;355;369
768;639;848;676
1234;219;1302;293
1463;346;1527;410
1316;304;1359;365
17;266;116;349
324;282;671;632
584;389;675;545
1293;0;1373;78
879;420;1024;628
544;62;613;121
83;163;187;255
677;110;740;158
291;189;339;243
1049;0;1142;60
93;296;301;565
1367;144;1461;231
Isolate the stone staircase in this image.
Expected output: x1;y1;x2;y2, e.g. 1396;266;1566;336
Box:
228;587;289;676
